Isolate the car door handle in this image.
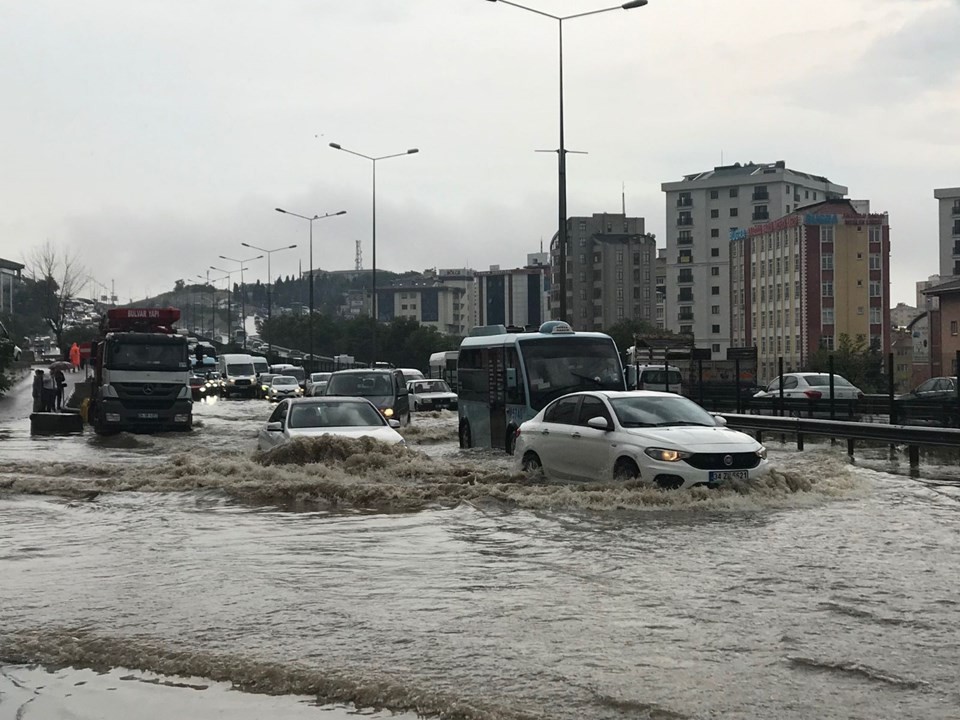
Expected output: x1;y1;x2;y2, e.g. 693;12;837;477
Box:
571;432;581;439
540;429;549;435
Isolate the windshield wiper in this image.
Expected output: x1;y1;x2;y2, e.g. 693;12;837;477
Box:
653;421;711;427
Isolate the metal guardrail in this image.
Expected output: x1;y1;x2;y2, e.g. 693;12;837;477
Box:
719;413;960;468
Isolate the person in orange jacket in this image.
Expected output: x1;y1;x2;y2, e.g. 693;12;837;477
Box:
69;342;81;372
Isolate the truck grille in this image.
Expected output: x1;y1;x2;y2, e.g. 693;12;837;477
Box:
113;383;181;410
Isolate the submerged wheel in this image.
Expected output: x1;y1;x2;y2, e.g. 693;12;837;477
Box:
521;452;542;474
613;457;640;481
459;421;472;449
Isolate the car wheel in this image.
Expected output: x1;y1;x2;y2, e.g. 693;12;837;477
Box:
521;451;542;474
613;457;640;481
504;426;517;456
459;421;472;449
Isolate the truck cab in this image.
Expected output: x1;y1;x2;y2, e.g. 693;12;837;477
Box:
90;308;192;434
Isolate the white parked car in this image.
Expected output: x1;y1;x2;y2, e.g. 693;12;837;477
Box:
515;391;768;490
267;375;302;401
257;397;404;451
753;372;863;401
407;379;458;411
306;372;332;397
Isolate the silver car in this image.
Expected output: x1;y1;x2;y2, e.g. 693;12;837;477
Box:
267;375;302;401
258;397;404;451
754;372;863;401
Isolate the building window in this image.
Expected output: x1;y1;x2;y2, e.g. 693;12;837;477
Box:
822;282;833;297
593;270;602;281
616;269;623;281
616;250;624;264
710;228;719;238
593;253;601;263
821;334;834;350
711;248;720;257
820;226;834;244
710;190;719;199
617;306;624;319
680;325;693;334
633;252;641;264
578;220;586;231
579;271;586;282
822;255;833;271
616;287;624;299
579;254;586;264
869;254;881;270
870;307;881;324
869;226;881;243
711;209;719;218
579;289;586;300
730;188;739;198
711;286;720;295
870;281;881;297
822;307;834;325
730;208;739;217
711;267;720;276
712;324;720;334
952;320;959;336
712;343;721;353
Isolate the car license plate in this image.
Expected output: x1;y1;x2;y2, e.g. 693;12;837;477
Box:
709;470;748;483
137;412;159;420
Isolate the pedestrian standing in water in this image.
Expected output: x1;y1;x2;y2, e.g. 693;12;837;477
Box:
41;370;57;412
32;369;44;412
53;367;67;411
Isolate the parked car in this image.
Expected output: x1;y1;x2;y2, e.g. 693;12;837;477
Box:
324;368;411;426
895;376;959;426
257;397;404;452
515;390;768;489
306;372;332;397
753;372;863;401
407;379;458;411
267;375;302;402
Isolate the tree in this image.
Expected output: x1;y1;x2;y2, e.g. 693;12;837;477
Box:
604;318;676;356
806;333;885;393
27;241;87;352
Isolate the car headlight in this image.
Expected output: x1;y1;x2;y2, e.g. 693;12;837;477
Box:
262;385;269;391
756;445;767;460
383;408;394;417
644;447;690;462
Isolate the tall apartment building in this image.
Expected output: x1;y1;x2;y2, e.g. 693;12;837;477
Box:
476;260;550;329
655;249;666;330
934;188;960;278
729;199;891;382
662;161;848;358
549;213;656;331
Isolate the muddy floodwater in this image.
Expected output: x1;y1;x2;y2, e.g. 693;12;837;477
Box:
2;372;960;719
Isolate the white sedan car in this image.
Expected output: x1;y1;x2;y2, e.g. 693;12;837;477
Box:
257;397;404;451
267;375;303;401
407;379;458;411
753;372;863;400
515;391;768;489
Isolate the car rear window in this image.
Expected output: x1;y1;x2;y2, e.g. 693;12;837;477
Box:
805;375;851;386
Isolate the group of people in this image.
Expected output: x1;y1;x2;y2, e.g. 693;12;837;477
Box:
32;368;67;413
31;343;83;413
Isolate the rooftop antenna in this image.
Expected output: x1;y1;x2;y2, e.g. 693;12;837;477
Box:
622;182;626;216
355;239;363;271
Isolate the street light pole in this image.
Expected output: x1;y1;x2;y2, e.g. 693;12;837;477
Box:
218;254;263;349
328;142;419;364
486;0;648;322
241;241;297;359
275;208;346;371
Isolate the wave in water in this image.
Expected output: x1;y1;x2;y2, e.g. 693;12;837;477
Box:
786;655;931;690
0;627;542;720
0;437;864;513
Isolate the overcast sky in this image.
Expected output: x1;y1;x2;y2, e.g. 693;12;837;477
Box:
2;0;958;306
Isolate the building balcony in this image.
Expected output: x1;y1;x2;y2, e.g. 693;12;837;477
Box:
678;275;694;285
677;294;694;303
677;236;693;246
953;223;960;236
952;204;960;216
752;191;769;202
677;217;693;227
677;312;695;322
677;197;693;208
953;244;960;256
752;212;770;221
677;255;692;264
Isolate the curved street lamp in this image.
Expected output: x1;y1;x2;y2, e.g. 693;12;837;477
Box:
486;0;648;321
217;254;263;349
241;241;297;357
275;208;346;370
329;142;419;363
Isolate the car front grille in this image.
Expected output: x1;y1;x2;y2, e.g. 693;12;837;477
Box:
684;452;760;470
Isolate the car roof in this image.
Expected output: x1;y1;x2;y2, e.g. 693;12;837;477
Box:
286;396;370;405
550;390;682;401
330;368;391;375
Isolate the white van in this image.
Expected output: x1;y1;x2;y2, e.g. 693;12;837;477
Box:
218;353;258;399
251;355;269;377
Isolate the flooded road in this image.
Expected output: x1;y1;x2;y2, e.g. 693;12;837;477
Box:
2;371;960;719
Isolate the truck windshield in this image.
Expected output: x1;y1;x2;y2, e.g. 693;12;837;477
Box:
227;363;255;376
521;337;624;410
106;340;187;371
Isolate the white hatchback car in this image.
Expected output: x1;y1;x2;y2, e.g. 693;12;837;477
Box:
257;397;404;451
267;375;302;401
515;391;768;489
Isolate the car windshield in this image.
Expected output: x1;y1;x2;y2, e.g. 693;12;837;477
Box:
610;395;717;428
413;380;451;394
287;401;386;429
326;372;394;397
805;375;852;387
227;363;255;376
273;377;297;386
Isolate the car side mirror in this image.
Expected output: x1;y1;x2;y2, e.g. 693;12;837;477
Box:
712;414;728;427
586;416;612;431
388;419;401;429
266;421;283;432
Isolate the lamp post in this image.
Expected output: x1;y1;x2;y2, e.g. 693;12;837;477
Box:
486;0;648;322
241;241;297;359
275;208;346;370
210;265;248;347
328;142;419;364
218;254;262;349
